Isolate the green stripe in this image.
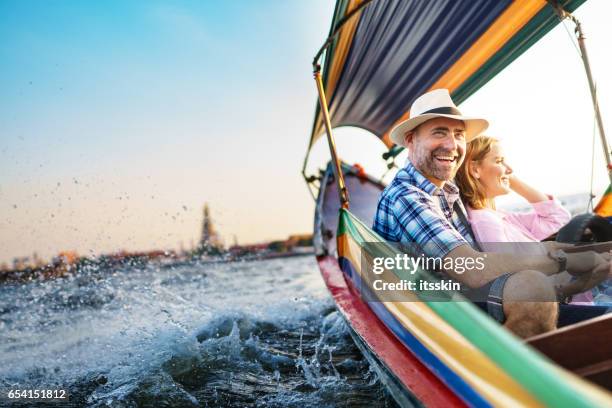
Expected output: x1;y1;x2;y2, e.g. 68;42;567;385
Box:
337;207;349;236
340;208;605;407
452;0;587;104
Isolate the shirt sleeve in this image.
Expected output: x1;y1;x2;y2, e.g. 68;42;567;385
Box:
392;193;468;259
471;212;552;255
504;196;571;241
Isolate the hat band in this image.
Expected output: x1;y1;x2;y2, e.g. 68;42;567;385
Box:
421;106;462;116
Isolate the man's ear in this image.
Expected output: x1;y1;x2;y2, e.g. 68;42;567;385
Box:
404;131;415;148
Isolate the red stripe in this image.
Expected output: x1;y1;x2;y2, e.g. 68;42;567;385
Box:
318;255;465;407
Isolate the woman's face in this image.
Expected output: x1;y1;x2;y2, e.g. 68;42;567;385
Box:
471;143;513;199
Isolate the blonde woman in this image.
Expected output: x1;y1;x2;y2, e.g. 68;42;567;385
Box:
455;136;570;244
454;135;598;304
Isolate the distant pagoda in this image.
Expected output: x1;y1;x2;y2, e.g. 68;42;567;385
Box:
199;203;223;254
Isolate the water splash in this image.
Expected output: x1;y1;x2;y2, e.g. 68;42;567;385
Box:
0;257;397;407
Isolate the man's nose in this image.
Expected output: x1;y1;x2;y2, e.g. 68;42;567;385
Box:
505;163;513;174
441;134;458;150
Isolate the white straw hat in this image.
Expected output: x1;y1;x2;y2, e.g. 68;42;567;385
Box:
390;89;489;146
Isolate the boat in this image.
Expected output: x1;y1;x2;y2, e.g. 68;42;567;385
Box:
304;1;612;406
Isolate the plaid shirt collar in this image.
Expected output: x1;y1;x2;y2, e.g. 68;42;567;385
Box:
400;160;461;204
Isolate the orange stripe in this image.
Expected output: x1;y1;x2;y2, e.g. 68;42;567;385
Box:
430;0;547;93
311;0;366;148
381;0;547;147
595;193;612;217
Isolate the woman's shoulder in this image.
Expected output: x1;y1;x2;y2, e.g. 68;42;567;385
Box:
466;206;505;225
466;206;513;243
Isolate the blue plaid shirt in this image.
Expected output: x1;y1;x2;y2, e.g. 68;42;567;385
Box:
373;161;475;258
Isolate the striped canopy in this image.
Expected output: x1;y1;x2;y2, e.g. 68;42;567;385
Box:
309;0;587;150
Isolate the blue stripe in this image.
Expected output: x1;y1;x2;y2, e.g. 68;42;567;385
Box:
339;256;353;280
338;255;491;408
327;0;513;138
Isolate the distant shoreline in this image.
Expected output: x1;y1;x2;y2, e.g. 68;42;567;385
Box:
0;249;315;285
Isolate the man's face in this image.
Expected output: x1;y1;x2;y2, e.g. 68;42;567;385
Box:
405;117;466;186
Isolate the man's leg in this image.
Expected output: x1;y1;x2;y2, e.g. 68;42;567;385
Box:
502;270;558;338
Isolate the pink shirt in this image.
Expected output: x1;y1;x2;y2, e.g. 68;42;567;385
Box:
467;197;570;247
468;198;592;304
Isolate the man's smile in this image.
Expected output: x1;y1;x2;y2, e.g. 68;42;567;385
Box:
433;154;458;164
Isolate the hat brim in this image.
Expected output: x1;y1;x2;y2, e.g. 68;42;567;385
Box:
389;114;489;147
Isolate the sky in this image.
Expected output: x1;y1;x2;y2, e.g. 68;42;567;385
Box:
1;0;612;264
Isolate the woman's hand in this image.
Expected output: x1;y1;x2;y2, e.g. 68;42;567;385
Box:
508;173;519;190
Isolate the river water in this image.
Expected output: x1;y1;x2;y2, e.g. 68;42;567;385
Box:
0;256;397;407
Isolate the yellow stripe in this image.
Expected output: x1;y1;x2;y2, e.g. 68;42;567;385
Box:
337;232;544;407
381;0;547;147
386;302;544;407
312;0;366;148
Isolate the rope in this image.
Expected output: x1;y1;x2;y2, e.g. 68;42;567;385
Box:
588;111;597;212
560;15;581;58
551;0;609;209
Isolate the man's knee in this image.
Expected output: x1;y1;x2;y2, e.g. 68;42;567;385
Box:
503;270;557;302
503;301;558;336
502;270;558;337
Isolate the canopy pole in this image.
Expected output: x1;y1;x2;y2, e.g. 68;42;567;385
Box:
574;17;612;185
551;2;612;185
313;65;349;209
303;0;374;200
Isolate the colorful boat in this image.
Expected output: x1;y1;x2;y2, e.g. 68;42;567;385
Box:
305;1;612;406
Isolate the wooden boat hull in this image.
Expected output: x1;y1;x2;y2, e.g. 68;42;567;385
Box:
318;254;464;407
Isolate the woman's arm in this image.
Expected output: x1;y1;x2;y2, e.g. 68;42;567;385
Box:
505;200;571;241
504;176;571;240
509;175;548;203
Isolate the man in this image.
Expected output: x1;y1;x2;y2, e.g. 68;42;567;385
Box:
373;89;608;338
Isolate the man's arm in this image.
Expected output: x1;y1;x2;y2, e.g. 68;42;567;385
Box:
445;244;606;288
388;192;607;288
556;258;611;299
556;241;612;254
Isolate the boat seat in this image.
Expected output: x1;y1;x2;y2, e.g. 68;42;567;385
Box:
526;313;612;390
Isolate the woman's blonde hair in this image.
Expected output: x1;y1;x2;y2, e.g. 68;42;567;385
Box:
455;135;498;210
